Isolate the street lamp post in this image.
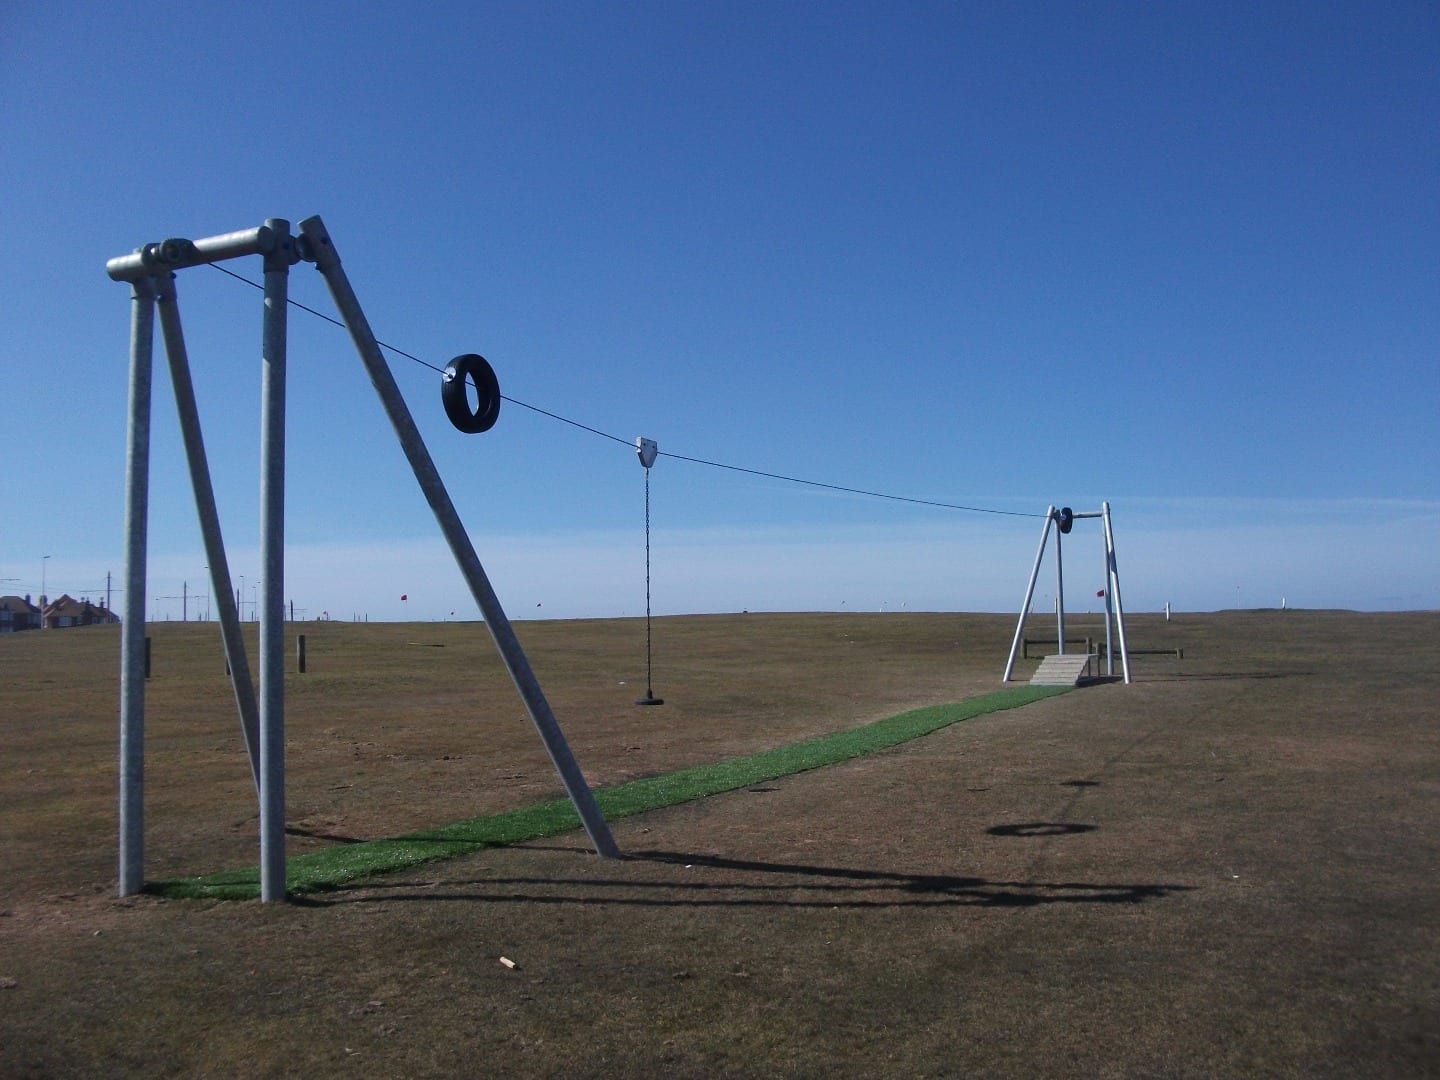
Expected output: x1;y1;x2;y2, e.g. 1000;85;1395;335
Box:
41;555;50;630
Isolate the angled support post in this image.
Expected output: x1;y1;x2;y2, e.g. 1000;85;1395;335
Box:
1102;502;1131;683
297;215;620;859
1101;519;1115;675
1003;507;1054;682
153;271;262;790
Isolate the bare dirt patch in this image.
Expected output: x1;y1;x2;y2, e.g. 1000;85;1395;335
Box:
3;610;1437;1076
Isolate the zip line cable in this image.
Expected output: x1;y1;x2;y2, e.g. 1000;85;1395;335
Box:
653;451;1036;517
210;263;448;375
500;395;634;448
213;264;631;447
207;263;1043;519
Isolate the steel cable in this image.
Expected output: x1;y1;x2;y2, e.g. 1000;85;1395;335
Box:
210;263;1044;519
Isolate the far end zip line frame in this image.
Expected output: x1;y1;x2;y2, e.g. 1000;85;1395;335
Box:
107;216;619;902
1002;503;1131;684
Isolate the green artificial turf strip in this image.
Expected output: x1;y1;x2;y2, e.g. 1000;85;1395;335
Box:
150;685;1068;900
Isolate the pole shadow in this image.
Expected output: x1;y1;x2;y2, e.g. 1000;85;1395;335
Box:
285;825;365;845
986;822;1096;838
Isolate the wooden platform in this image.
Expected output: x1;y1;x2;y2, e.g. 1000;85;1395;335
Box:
1029;653;1098;687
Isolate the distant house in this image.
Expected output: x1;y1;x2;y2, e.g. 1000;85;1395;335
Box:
0;595;42;633
41;594;121;629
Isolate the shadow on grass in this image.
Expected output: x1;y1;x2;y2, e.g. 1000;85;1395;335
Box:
291;849;1191;910
286;826;366;845
986;822;1097;837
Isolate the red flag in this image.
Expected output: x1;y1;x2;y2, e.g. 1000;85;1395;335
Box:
400;594;408;601
1096;589;1106;598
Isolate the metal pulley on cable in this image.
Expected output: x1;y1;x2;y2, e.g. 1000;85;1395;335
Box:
635;436;663;706
441;353;501;433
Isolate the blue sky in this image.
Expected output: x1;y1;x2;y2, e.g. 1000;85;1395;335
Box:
2;1;1436;621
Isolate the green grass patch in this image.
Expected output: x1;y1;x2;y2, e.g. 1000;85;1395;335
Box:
150;685;1067;900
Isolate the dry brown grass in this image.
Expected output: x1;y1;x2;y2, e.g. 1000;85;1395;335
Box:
2;609;1438;1076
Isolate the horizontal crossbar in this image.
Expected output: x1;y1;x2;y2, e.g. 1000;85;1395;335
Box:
106;225;281;282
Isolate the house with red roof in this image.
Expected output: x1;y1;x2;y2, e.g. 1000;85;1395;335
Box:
40;594;120;629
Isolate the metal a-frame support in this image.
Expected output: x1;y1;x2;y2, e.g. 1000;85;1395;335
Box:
108;216;618;902
1002;502;1130;684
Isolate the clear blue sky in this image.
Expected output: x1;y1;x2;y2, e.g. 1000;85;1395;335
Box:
3;1;1436;620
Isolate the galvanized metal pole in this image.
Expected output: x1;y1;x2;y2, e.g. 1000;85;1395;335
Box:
1055;515;1066;655
1003;508;1054;682
635;438;663;707
153;271;262;790
297;216;620;859
257;219;296;901
119;275;156;896
1102;502;1132;684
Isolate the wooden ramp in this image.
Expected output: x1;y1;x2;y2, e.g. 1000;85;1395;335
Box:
1030;653;1098;687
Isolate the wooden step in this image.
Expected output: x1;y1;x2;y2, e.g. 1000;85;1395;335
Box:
1030;653;1097;687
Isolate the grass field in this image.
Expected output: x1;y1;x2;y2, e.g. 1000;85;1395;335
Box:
2;609;1438;1076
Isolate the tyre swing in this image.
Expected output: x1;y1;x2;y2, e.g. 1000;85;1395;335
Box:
441;353;502;433
634;437;664;706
